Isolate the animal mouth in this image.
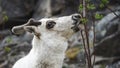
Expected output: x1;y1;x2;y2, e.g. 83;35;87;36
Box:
71;14;81;32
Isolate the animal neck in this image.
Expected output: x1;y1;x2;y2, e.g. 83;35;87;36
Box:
30;34;68;55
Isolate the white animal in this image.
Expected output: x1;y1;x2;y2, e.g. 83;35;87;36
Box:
12;14;81;68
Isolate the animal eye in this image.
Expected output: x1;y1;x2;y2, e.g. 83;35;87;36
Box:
46;21;56;29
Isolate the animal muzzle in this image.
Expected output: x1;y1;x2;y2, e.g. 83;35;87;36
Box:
71;14;82;32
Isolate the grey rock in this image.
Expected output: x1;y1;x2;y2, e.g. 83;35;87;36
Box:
95;11;120;41
0;32;33;47
0;0;36;29
1;0;34;18
93;9;120;67
94;10;120;57
94;31;120;57
0;42;31;68
0;30;12;40
33;0;52;19
106;61;120;68
33;0;80;19
0;7;4;25
0;30;33;68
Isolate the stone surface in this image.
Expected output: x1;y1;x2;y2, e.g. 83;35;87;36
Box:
0;0;37;29
1;0;34;18
93;9;120;67
0;7;4;25
0;30;32;68
33;0;80;19
94;10;120;57
0;42;31;68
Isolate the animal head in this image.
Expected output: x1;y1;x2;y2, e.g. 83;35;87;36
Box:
12;14;82;39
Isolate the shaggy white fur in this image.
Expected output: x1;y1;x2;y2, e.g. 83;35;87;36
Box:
12;14;81;68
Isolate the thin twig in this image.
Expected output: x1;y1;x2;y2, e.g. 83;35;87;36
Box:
91;13;96;68
80;30;89;67
82;0;91;67
84;25;92;68
82;0;92;67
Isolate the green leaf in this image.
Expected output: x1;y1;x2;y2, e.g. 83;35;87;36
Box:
87;4;96;10
101;0;109;4
99;0;109;8
95;13;103;20
4;47;11;52
79;4;83;12
100;3;105;8
2;11;8;22
100;64;106;68
3;15;8;22
81;18;88;24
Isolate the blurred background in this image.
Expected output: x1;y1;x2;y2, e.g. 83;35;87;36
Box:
0;0;120;68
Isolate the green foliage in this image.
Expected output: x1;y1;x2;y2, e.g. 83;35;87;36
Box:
3;15;8;22
99;3;105;8
78;0;110;68
101;0;109;4
4;46;11;52
2;11;8;22
81;18;88;24
100;64;106;68
95;13;103;20
100;0;109;8
79;4;83;12
87;4;96;10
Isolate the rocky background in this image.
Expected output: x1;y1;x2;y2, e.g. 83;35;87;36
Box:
0;0;120;68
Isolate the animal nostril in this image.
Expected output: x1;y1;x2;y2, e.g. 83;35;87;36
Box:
72;14;81;20
74;15;81;19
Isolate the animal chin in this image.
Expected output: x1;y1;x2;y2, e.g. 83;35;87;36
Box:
71;21;80;32
71;26;80;32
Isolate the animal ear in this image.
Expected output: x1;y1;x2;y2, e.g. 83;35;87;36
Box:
12;18;41;34
27;18;41;26
23;26;36;33
24;26;40;39
12;25;25;34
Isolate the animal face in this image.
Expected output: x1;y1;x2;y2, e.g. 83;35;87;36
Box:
12;14;82;39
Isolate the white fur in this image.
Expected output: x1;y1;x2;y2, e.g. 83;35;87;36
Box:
13;15;77;68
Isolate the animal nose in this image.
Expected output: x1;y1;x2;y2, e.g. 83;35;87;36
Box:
72;14;81;21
